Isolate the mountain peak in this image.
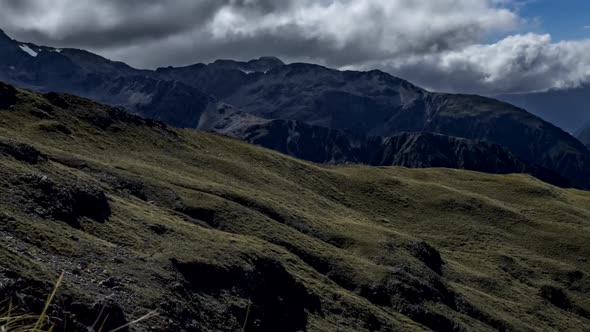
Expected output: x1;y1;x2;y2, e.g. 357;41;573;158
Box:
246;56;285;72
0;28;14;43
210;56;285;73
252;56;284;66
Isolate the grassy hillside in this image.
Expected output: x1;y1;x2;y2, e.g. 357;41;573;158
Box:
0;84;589;331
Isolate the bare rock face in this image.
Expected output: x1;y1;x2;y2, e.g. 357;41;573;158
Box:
406;241;445;275
0;82;17;109
12;174;111;228
171;257;320;332
0;140;47;164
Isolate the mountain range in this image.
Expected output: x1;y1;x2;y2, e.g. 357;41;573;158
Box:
0;28;588;189
497;87;590;151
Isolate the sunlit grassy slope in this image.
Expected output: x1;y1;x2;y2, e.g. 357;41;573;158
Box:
0;85;589;331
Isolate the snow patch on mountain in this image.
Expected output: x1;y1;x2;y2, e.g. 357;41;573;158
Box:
19;44;38;57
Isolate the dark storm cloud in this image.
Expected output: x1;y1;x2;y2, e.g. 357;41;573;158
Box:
0;0;516;58
1;0;226;47
0;0;589;94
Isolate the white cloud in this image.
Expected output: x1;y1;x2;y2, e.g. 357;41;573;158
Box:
373;33;590;94
0;0;520;66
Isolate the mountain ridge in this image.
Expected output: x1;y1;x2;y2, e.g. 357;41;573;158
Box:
214;114;570;187
0;30;589;188
498;85;590;133
166;61;589;188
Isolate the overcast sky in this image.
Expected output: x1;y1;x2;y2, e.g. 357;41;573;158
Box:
1;0;589;95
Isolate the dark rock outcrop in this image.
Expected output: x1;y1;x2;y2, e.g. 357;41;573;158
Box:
406;241;445;275
13;174;111;227
0;81;17;109
0;140;47;164
171;258;320;332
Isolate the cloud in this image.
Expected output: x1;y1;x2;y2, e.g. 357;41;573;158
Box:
0;0;519;66
0;0;588;94
0;0;227;47
372;33;590;94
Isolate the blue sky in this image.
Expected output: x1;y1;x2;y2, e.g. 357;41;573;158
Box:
518;0;590;40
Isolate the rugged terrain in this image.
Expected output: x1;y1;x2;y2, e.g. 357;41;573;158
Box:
156;60;590;189
1;29;589;189
1;85;590;331
576;125;590;149
226;118;569;187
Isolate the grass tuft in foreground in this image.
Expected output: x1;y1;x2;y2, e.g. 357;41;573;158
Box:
1;272;157;332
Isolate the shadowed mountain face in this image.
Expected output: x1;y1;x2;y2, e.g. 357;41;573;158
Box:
222;117;569;187
162;61;589;188
0;29;588;188
577;125;590;149
498;85;590;134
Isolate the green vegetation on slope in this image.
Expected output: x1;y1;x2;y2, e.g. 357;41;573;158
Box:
0;84;589;331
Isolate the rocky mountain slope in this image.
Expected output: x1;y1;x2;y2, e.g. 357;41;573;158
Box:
1;83;590;331
1;29;589;189
222;117;569;187
161;61;590;188
576;124;590;149
0;29;216;128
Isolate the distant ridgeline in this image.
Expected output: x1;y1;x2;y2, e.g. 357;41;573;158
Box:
0;28;588;189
